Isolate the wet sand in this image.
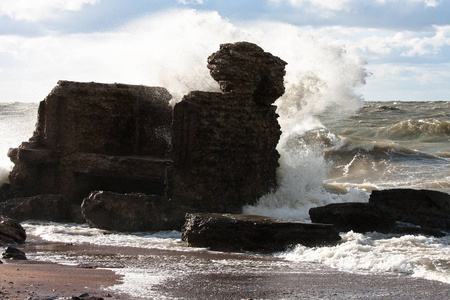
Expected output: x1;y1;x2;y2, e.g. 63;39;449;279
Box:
2;234;450;299
0;261;123;299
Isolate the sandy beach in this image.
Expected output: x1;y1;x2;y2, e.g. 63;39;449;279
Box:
0;234;449;299
0;262;123;299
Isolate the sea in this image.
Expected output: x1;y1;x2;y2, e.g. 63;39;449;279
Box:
0;100;449;298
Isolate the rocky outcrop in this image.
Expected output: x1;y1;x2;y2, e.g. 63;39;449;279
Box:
310;189;450;236
5;81;173;222
207;42;286;106
81;191;176;232
171;42;284;217
2;42;286;232
0;215;26;244
182;213;341;253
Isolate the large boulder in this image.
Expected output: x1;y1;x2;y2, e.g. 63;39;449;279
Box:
309;203;396;234
182;213;341;253
309;189;450;235
0;194;77;222
0;215;26;244
369;189;450;231
81;191;177;232
207;42;287;106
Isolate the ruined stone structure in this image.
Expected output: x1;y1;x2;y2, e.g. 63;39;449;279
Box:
1;42;286;230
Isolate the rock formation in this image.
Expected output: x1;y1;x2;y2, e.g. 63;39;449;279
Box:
310;189;450;236
1;42;286;232
182;213;341;253
171;42;284;217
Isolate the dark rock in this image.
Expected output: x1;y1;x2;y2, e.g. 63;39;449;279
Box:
0;194;73;222
391;223;446;237
2;246;27;260
0;215;26;243
172;92;281;215
81;191;177;232
182;213;341;253
309;189;450;235
7;81;173;207
309;203;396;233
207;42;287;106
5;42;285;232
369;189;450;231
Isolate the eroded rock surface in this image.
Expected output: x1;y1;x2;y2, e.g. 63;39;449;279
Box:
310;189;450;235
182;213;341;253
0;215;26;244
207;42;287;106
81;191;176;232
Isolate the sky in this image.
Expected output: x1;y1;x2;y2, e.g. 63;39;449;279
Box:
0;0;449;102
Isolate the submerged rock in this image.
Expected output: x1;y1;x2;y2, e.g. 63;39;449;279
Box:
182;213;341;253
0;215;26;244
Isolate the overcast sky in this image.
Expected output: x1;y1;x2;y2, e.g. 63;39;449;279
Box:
1;0;449;102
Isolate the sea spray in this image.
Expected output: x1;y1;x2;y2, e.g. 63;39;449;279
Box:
0;9;370;211
0;103;38;185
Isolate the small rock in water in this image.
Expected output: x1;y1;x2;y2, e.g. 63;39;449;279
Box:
77;263;94;269
2;246;27;260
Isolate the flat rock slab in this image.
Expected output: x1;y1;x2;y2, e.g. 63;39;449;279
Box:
182;213;341;253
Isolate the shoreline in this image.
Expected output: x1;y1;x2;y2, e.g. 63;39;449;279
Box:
1;234;449;299
0;260;124;299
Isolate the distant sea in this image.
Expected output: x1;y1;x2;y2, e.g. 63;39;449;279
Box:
1;101;449;297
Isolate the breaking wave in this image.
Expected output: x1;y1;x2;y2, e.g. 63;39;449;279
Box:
375;119;450;142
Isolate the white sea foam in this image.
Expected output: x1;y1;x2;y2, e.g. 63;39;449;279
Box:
22;222;187;251
279;231;450;284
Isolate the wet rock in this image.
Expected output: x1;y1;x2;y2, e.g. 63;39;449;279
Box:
2;246;27;260
81;191;177;232
391;223;446;237
207;41;287;106
309;189;450;235
0;215;26;244
369;189;450;231
0;194;74;222
309;203;396;233
182;213;341;253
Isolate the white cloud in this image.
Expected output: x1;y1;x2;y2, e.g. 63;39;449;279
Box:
178;0;205;5
0;0;99;22
270;0;442;10
270;0;353;11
